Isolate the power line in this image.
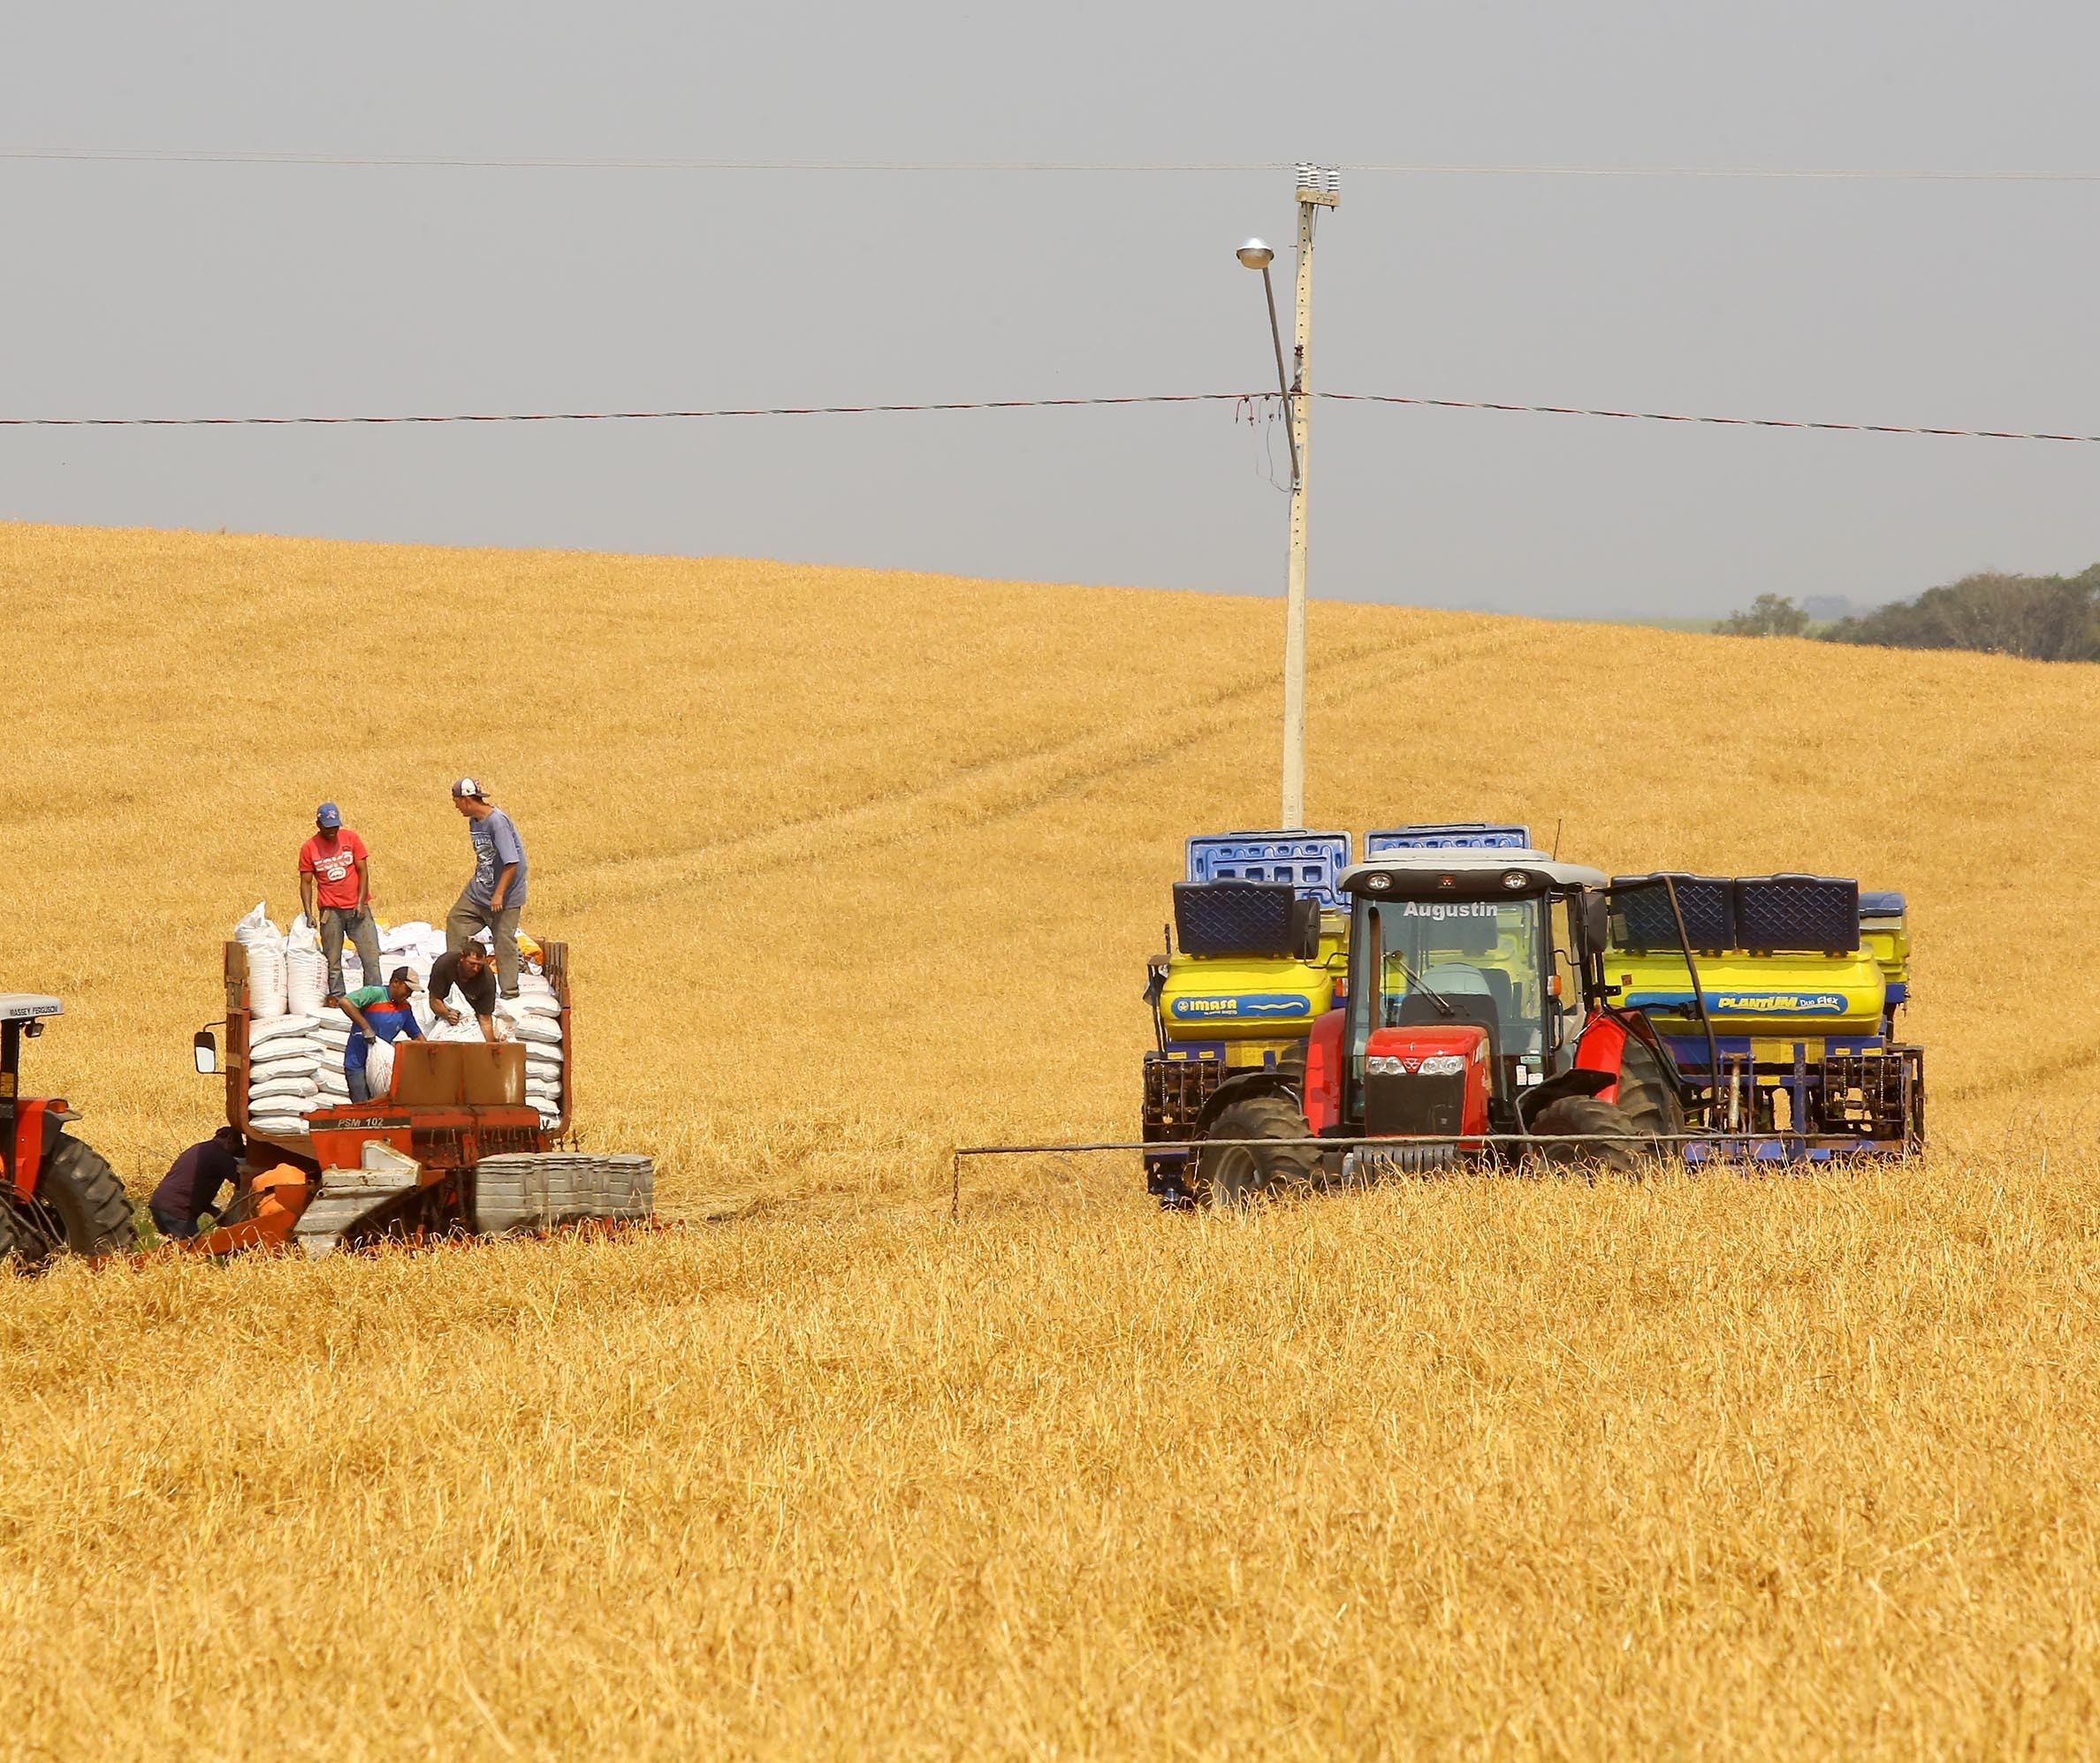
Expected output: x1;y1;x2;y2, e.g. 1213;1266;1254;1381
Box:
1349;163;2100;184
1319;392;2100;445
3;390;2096;445
5;147;2100;182
0;392;1258;427
0;149;1278;172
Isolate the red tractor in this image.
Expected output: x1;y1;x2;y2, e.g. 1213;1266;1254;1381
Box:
0;995;135;1264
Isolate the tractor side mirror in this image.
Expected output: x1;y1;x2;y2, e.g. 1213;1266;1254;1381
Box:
193;1030;218;1076
1581;893;1610;955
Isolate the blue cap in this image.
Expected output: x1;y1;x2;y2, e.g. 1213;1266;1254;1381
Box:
316;802;343;828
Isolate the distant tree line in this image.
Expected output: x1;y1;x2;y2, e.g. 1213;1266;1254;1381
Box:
1719;565;2100;661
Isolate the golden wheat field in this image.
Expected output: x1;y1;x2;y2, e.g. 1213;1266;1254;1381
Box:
4;518;2100;1759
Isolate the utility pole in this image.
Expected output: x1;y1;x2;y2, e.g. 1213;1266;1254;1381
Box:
1281;164;1336;829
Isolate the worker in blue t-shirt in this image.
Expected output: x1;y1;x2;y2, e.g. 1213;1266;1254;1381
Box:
328;966;426;1104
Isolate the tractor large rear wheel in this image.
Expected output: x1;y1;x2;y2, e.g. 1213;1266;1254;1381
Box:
1614;1036;1688;1144
1193;1096;1320;1209
4;1134;135;1266
1529;1097;1645;1175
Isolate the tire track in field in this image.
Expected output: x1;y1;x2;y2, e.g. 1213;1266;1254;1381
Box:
559;621;1549;916
1938;1030;2100;1108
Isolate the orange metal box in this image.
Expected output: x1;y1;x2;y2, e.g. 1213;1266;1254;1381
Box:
461;1042;527;1106
393;1043;464;1105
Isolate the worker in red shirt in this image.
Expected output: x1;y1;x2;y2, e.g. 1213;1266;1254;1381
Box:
300;802;383;999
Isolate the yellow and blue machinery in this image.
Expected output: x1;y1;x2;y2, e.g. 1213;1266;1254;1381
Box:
1600;872;1918;1148
1142;828;1921;1189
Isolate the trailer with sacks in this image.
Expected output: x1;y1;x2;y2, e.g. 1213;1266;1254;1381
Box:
1142;825;1923;1205
191;935;652;1255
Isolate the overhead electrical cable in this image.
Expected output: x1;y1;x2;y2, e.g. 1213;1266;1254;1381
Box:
0;392;1253;427
3;391;2096;444
4;148;2100;182
1315;392;2100;444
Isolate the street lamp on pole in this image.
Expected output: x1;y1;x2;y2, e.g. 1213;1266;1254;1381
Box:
1238;165;1337;832
1236;239;1299;486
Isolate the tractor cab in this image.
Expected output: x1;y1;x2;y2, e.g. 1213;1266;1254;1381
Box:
1335;849;1608;1143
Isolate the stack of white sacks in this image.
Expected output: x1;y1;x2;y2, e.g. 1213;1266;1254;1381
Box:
235;906;564;1134
235;905;289;1019
498;975;566;1127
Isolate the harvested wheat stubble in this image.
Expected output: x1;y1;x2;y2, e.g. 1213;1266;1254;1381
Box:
3;520;2100;1759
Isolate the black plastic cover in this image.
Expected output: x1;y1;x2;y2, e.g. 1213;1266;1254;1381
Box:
1173;882;1305;958
1609;874;1736;952
1736;875;1860;954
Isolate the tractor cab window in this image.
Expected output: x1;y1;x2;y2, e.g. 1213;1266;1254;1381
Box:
1365;897;1548;1071
1548;895;1582;1068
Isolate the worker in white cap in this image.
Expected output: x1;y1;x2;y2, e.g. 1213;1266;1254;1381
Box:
445;778;529;999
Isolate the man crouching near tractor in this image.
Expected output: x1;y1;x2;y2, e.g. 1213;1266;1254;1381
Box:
328;967;426;1104
148;1126;245;1242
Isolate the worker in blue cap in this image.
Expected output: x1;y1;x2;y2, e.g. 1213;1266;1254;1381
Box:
299;802;383;999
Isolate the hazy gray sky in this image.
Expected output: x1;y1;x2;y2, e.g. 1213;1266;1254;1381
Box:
4;2;2096;616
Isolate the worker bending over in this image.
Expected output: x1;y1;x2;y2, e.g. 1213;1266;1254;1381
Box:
329;967;426;1104
446;778;529;1000
429;943;500;1042
149;1126;244;1242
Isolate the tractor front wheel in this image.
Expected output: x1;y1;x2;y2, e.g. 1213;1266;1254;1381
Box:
1193;1096;1320;1209
3;1133;136;1266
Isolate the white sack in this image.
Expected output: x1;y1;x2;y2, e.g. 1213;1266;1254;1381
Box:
248;1014;320;1046
249;1075;318;1102
246;946;288;1020
249;1037;322;1066
362;1036;397;1095
506;1014;562;1046
250;1061;318;1086
285;949;329;1017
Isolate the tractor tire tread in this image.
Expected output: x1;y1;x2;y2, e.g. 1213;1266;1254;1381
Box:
26;1134;137;1258
0;1203;42;1269
1529;1096;1646;1174
1195;1095;1320;1209
1613;1037;1687;1141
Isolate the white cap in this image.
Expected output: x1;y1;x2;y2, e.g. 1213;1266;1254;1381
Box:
451;777;486;800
